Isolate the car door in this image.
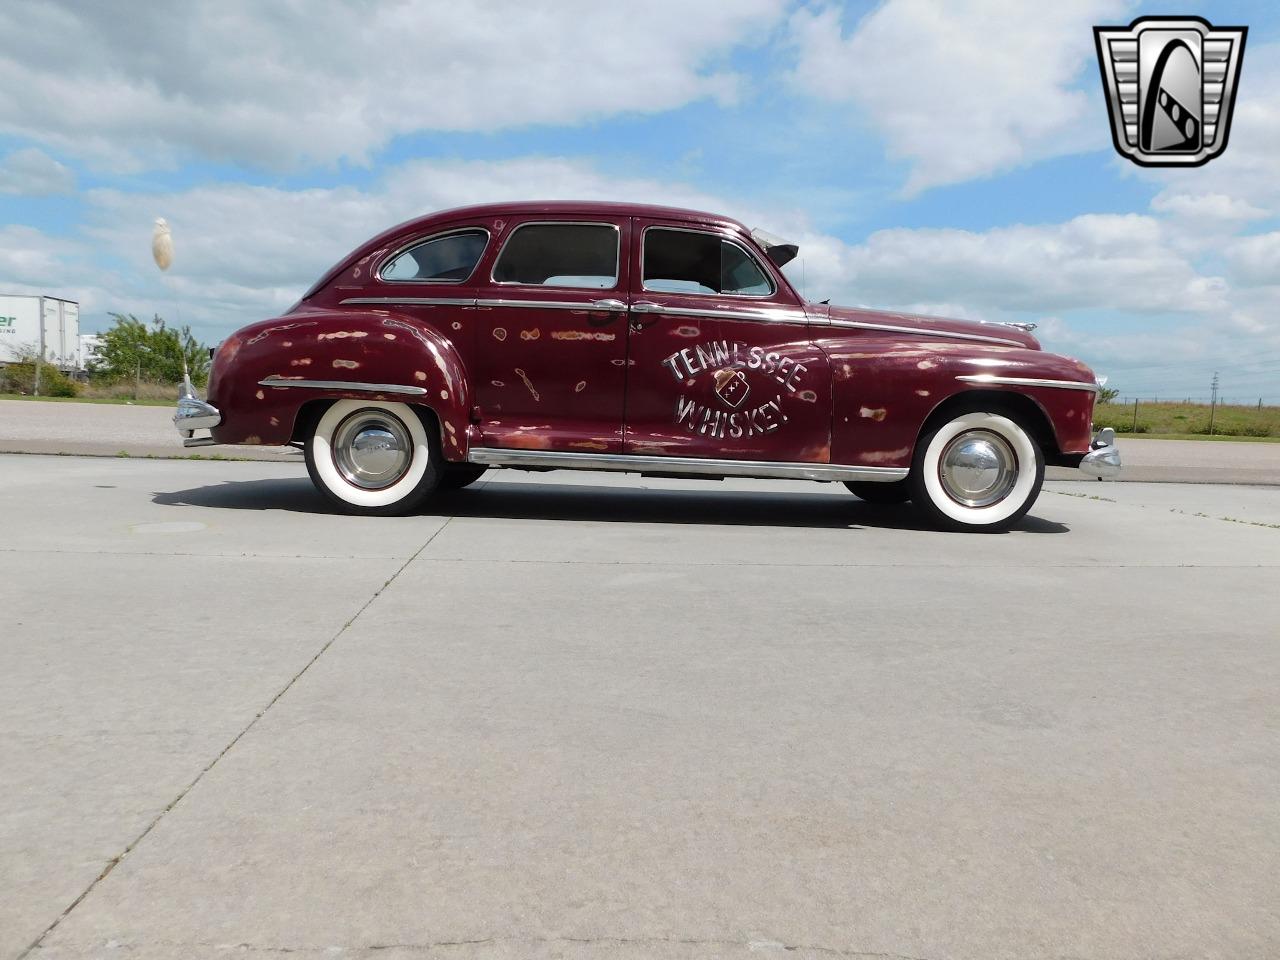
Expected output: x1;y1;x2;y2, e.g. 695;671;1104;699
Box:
622;220;832;463
472;217;631;453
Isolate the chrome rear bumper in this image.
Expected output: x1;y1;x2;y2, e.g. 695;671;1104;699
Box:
1080;427;1121;479
174;374;221;447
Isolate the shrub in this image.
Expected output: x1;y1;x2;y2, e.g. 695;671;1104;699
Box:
1;358;80;397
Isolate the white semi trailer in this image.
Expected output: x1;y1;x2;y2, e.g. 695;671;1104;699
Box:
0;294;81;369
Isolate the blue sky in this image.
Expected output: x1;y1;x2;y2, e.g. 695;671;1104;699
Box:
1;0;1277;401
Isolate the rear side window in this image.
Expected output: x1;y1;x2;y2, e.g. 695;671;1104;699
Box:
492;222;619;289
643;228;774;296
381;229;488;282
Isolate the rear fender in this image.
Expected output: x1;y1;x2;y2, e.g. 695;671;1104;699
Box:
208;308;472;459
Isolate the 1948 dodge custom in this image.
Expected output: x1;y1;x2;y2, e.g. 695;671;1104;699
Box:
175;201;1120;531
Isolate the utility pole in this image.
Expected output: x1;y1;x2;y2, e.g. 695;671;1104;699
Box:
1208;371;1220;435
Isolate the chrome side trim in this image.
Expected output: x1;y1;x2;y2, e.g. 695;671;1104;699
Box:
475;298;621;311
340;296;476;307
825;318;1026;347
956;374;1102;394
258;376;429;396
467;447;908;483
633;303;808;324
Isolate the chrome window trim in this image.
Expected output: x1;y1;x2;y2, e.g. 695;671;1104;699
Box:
340;296;477;307
467;447;908;483
488;220;622;291
475;297;623;311
631;303;807;324
956;374;1102;394
375;227;490;284
258;376;428;396
824;318;1026;348
640;224;777;298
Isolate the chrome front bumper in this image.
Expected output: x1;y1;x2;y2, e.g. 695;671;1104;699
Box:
1080;426;1121;479
174;375;221;447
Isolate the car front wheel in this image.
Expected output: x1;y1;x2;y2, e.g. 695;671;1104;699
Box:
304;399;440;515
909;409;1044;532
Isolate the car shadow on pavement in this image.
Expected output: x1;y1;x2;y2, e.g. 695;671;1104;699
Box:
152;477;1070;533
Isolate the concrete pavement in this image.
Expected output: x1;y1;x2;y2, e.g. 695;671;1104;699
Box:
2;454;1279;960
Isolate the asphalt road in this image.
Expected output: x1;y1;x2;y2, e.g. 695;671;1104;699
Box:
2;397;1279;482
3;454;1279;960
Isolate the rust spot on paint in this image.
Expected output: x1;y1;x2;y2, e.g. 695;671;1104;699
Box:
503;432;553;449
493;328;507;341
859;406;887;421
838;363;854;381
440;390;449;400
917;359;937;370
444;422;456;434
1066;409;1076;418
674;325;700;338
798;389;818;403
570;440;609;451
243;435;261;444
915;389;930;397
861;446;910;464
449;435;458;447
520;328;540;340
333;359;360;369
282;340;292;348
514;368;540;402
550;330;616;342
383;333;396;340
269;417;280;427
575;381;587;392
290;357;311;366
255;390;265;400
452;322;462;331
491;379;505;387
414;371;428;381
318;330;368;341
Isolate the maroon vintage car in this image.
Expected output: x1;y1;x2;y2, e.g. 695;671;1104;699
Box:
175;201;1120;530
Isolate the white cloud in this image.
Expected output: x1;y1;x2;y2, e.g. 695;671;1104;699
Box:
787;0;1128;194
1224;232;1280;289
0;0;784;173
0;148;74;196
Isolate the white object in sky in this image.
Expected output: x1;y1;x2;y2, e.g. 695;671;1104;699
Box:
152;217;173;271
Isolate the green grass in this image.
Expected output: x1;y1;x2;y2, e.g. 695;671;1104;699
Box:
1115;432;1280;443
1095;401;1280;439
0;393;174;407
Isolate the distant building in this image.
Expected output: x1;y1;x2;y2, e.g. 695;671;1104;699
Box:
79;333;104;369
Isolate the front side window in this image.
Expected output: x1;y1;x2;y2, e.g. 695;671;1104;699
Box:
643;228;774;296
492;223;619;289
381;229;488;282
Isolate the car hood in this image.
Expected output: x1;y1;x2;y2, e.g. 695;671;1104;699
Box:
817;304;1041;350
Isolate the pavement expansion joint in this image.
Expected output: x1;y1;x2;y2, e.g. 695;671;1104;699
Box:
15;519;454;960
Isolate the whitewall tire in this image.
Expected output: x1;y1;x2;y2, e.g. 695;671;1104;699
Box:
909;410;1044;532
304;400;440;515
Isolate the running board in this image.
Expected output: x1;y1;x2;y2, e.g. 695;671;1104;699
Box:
466;448;907;483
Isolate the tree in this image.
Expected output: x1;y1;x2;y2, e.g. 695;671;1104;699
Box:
1098;386;1119;404
90;313;211;386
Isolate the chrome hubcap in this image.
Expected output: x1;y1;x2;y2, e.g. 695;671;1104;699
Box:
332;411;412;490
938;430;1018;508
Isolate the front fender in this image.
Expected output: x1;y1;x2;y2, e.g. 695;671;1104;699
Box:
820;337;1098;468
208;307;472;459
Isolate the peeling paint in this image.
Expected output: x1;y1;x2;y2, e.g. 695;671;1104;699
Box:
383;333;396;340
333;359;360;369
575;381;587;392
243;435;261;444
452;322;462;330
859;406;888;421
520;328;541;340
798;389;818;403
414;371;428;381
673;325;700;338
282;340;292;348
255;390;265;400
318;330;369;341
269;416;280;427
861;446;911;464
444;422;456;434
570;440;609;451
550;330;616;342
440;390;449;400
493;328;507;341
491;379;505;387
917;359;937;370
290;358;312;366
514;368;540;402
915;389;930;397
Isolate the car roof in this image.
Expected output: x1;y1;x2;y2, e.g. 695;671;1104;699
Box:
396;200;747;233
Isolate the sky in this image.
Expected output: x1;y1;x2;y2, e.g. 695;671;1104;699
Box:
0;0;1277;402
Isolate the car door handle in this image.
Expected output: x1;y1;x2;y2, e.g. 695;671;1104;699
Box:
631;301;663;313
590;299;627;311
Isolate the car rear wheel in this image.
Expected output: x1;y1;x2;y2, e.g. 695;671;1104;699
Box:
304;399;440;515
909;409;1044;532
844;479;911;504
